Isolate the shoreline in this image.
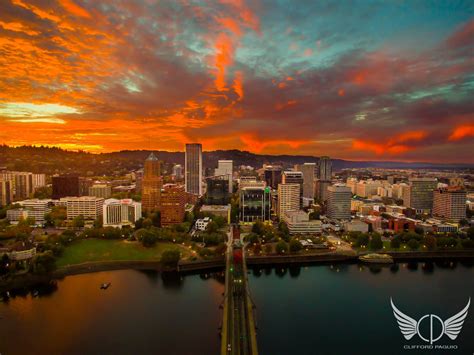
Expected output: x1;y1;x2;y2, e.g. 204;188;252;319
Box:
1;250;474;291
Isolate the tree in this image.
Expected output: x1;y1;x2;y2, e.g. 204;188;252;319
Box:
72;215;85;228
161;249;181;268
467;227;474;240
246;233;260;244
141;230;158;247
205;221;219;234
31;251;56;274
369;234;383;250
151;211;161;228
356;233;370;247
93;217;103;229
252;221;264;236
424;235;437;250
278;221;290;238
407;239;420;250
289;238;303;253
276;241;288;254
33;186;52;199
390;237;401;249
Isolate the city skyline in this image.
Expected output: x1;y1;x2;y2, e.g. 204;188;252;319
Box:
0;1;473;163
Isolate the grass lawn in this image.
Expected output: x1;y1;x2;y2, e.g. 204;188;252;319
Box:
56;238;193;268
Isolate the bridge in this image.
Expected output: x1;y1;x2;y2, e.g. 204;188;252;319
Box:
220;225;259;355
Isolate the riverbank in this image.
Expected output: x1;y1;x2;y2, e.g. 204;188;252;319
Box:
2;249;474;291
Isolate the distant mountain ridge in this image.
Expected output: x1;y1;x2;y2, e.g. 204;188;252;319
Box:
0;145;472;176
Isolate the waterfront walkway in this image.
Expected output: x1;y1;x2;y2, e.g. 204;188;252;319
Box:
221;225;258;355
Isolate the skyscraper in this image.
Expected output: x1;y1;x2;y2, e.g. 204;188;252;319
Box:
263;165;283;189
214;160;233;193
0;178;13;206
317;156;332;181
141;152;162;212
185;143;203;195
206;175;230;205
433;187;466;222
52;174;80;199
277;183;300;220
160;184;186;226
407;177;437;213
239;180;271;223
282;171;303;207
296;163;316;200
327;184;352;220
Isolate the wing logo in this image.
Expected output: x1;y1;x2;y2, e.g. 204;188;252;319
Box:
390;298;470;344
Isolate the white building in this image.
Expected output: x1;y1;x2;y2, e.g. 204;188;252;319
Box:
195;217;211;231
62;196;104;220
277;183;300;220
6;208;31;224
214;160;233;193
327;184;352;220
17;199;52;225
103;198;142;227
344;219;369;233
283;210;322;235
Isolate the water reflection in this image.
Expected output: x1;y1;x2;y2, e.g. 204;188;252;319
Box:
1;281;58;303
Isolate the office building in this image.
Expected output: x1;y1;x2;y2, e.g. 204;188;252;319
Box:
277;183;300;220
0;178;14;206
263;165;283;190
214;160;233;193
134;169;144;192
239;181;271;222
172;164;183;180
206;175;230;205
16;199;53;225
103;199;142;227
160;184;186;226
315;180;332;203
407;177;438;213
52;174;80;199
433;187;466;222
141;153;162;212
283;210;322;235
282;171;303;207
296;163;316;200
32;174;46;190
317;156;332;181
327;184;352;220
185;143;203;195
89;184;112;199
62;196;104;220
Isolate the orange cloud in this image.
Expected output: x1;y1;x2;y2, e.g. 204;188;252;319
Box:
448;124;474;141
59;0;91;18
338;88;345;97
233;71;244;100
214;33;235;91
240;134;309;153
352;130;428;155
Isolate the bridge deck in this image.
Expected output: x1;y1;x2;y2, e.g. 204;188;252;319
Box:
221;226;258;355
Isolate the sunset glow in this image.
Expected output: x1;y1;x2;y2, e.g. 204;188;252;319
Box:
0;0;473;162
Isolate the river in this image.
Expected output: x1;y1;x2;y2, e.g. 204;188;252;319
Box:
1;261;473;354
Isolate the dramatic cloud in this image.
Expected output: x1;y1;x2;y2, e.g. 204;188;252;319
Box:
0;0;473;162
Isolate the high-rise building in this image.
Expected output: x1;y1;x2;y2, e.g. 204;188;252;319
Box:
317;156;332;181
327;184;351;220
214;160;233;193
239;181;271;223
62;196;104;220
103;199;142;227
282;171;303;207
89;184;112;199
263;165;283;190
0;171;35;200
185;143;203;195
172;164;183;180
160;184;186;226
407;177;437;213
277;183;300;220
0;178;14;206
315;180;332;203
206;175;230;205
32;174;46;190
142;153;162;212
134;169;144;192
433;187;466;222
52;174;80;199
296;163;316;200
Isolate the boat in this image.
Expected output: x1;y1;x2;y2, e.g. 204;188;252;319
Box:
100;283;111;290
359;253;394;264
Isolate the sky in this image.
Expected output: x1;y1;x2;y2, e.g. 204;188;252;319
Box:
0;0;473;162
